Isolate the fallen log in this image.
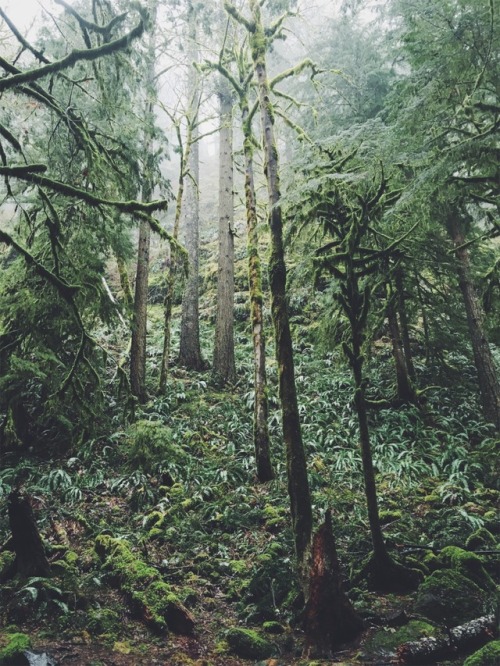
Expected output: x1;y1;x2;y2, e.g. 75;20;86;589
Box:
397;614;497;664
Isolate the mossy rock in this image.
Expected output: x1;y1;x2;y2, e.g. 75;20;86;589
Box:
0;632;32;661
226;628;275;659
438;546;496;591
87;608;121;636
463;640;500;666
262;621;285;635
466;528;498;552
0;552;15;580
414;569;488;625
363;620;439;657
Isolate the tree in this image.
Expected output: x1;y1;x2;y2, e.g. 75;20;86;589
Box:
225;0;312;564
212;76;236;386
385;0;500;428
179;0;205;371
0;2;168;449
130;0;159;403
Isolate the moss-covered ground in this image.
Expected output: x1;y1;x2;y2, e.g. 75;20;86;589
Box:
0;283;498;664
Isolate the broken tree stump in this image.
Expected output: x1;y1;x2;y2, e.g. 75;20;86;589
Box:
8;490;50;578
303;510;363;657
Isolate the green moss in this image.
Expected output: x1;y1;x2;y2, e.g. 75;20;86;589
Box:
363;620;438;655
463;640;500;666
0;551;15;579
87;608;121;636
439;546;495;591
262;621;285;634
379;509;402;524
466;528;498;551
226;627;274;659
0;632;32;660
125;420;187;473
414;569;488;625
94;535;192;634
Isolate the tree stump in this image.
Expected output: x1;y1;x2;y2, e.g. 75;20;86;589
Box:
8;491;50;578
303;510;363;657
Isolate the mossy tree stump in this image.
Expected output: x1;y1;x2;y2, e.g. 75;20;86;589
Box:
8;490;50;578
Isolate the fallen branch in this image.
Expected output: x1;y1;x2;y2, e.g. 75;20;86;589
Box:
397;615;497;664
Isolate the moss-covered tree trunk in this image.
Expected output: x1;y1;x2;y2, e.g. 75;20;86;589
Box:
386;287;417;404
159;119;191;391
247;0;312;563
179;2;204;371
130;1;157;403
448;217;500;430
241;100;274;482
212;81;236;385
394;264;416;381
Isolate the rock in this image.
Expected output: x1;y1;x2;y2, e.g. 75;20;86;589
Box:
414;569;487;625
226;627;275;659
463;640;500;666
438;546;495;591
0;632;32;662
362;620;439;660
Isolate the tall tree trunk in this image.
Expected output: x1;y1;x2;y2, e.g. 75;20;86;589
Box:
394;264;416;381
387;286;417;404
130;2;157;402
130;185;152;402
248;0;312;565
179;3;204;371
448;217;500;430
241;100;274;483
159;119;191;391
212;82;236;385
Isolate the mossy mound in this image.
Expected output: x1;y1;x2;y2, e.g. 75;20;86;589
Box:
125;420;187;473
438;546;495;591
414;569;487;625
463;640;500;666
0;632;32;661
226;627;275;659
363;620;439;657
466;528;498;552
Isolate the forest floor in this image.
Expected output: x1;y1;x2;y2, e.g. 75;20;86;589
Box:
1;308;499;665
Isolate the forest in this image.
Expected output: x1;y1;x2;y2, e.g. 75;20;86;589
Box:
0;0;499;664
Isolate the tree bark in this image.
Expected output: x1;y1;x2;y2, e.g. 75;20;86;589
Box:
448;217;500;430
8;491;50;578
248;0;312;564
179;2;205;372
394;265;416;381
130;0;157;402
241;98;274;483
387;287;417;404
212;82;236;385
